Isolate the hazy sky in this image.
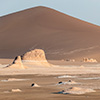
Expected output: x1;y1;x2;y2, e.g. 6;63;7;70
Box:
0;0;100;26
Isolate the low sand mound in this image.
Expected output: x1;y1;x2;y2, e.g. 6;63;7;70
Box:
1;78;30;82
57;80;77;85
67;80;77;84
31;83;40;87
80;65;85;68
6;56;27;69
7;78;23;81
11;89;22;92
57;75;77;78
60;87;95;94
22;49;52;67
4;89;22;93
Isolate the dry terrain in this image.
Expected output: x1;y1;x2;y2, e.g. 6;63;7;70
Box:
0;6;100;100
0;6;100;61
0;74;100;100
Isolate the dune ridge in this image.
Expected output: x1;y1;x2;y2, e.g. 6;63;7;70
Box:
0;6;100;61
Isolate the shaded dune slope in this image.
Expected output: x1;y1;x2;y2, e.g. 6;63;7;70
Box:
0;6;100;61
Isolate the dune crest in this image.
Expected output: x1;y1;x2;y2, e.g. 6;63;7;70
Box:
0;6;100;61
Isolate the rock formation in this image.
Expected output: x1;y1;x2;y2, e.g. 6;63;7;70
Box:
11;89;22;92
21;49;52;67
22;49;46;61
31;83;40;87
57;80;77;85
6;56;26;69
67;80;77;84
83;58;97;63
60;87;95;94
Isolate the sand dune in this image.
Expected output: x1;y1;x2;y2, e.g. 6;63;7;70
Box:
0;6;100;61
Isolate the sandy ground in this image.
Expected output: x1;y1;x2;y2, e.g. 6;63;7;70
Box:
1;61;100;75
1;6;100;100
0;59;13;64
1;59;100;99
0;74;100;100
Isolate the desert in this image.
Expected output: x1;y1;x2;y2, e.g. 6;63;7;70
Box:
0;6;100;100
0;49;100;100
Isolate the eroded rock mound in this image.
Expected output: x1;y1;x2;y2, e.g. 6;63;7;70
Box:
13;56;22;64
83;58;97;63
6;56;26;69
57;80;77;85
67;80;77;84
11;89;22;92
21;49;52;67
60;87;95;94
31;83;40;87
22;49;46;61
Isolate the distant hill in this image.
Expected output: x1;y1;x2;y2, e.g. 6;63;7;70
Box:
0;6;100;61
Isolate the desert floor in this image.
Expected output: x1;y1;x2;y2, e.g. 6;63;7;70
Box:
1;59;100;100
0;74;100;100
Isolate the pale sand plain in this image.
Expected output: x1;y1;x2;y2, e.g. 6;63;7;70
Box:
1;59;100;100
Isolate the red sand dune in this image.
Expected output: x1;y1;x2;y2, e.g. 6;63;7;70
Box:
0;6;100;61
